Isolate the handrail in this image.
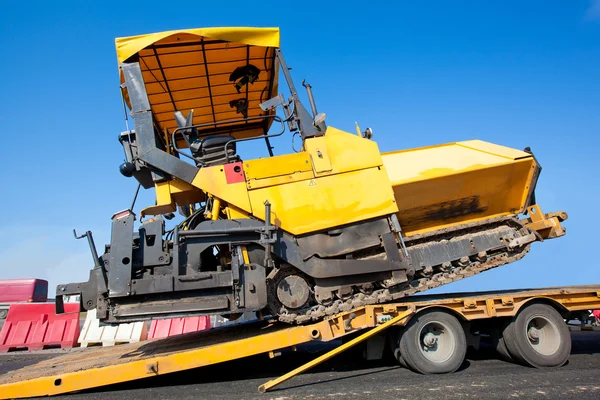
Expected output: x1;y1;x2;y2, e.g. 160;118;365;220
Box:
171;114;286;165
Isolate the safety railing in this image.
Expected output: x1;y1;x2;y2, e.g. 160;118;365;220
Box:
170;114;287;166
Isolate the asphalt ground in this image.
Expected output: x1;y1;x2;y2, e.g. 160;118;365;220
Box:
1;331;599;400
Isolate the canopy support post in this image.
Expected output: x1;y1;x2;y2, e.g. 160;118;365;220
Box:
120;61;199;185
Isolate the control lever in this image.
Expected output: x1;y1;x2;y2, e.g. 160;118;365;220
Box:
73;229;102;270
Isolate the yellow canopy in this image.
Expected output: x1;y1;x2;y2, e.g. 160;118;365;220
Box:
116;27;281;142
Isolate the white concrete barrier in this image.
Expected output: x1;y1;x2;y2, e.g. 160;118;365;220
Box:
78;309;148;347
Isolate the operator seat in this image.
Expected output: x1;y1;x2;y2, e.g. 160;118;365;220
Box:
189;135;240;167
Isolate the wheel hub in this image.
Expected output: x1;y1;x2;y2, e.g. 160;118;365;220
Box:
525;315;561;356
528;326;540;342
423;332;438;348
418;321;455;362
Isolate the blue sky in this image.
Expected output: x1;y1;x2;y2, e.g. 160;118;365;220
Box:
0;1;598;296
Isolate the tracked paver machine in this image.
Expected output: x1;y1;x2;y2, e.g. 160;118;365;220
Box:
57;27;567;325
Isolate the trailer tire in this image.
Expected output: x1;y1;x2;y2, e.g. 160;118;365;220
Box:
387;328;409;368
489;320;514;362
392;347;409;368
399;310;467;374
503;303;570;368
496;335;513;362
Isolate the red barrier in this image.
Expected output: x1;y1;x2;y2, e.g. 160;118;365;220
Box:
148;316;211;339
0;303;80;352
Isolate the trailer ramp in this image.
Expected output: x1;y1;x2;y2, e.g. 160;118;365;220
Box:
0;304;404;399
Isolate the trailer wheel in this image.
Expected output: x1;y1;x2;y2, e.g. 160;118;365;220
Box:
503;303;571;368
392;347;409;368
398;309;467;374
387;328;409;368
489;320;514;361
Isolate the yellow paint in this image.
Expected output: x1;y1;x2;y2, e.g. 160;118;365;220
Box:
241;126;397;235
188;126;541;237
521;205;566;239
241;246;250;265
259;308;415;392
225;204;250;219
145;125;541;239
142;179;204;217
305;126;384;175
246;170;316;190
173;181;204;206
485;299;497;317
382;141;536;236
249;166;398;235
244;152;315;190
305;136;332;173
116;27;280;64
383;142;531;184
458;140;532;160
210;197;221;221
192;165;252;214
244;152;312;181
0;325;317;399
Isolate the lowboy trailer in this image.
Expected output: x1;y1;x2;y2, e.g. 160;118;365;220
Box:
1;284;599;398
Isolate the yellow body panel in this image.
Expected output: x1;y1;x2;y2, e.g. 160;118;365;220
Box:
382;141;536;236
225;205;250;219
245;152;313;189
458;140;532;160
305;136;333;173
247;170;316;191
192;166;253;214
244;127;398;235
248;166;398;235
159;126;540;239
142;179;205;217
193;127;537;237
304;127;384;176
163;126;397;235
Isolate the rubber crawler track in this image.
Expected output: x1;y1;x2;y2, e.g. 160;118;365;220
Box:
275;216;531;324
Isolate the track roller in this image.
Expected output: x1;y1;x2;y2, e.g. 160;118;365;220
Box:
267;265;314;315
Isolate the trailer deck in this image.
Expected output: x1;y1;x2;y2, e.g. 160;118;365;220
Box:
1;285;599;399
